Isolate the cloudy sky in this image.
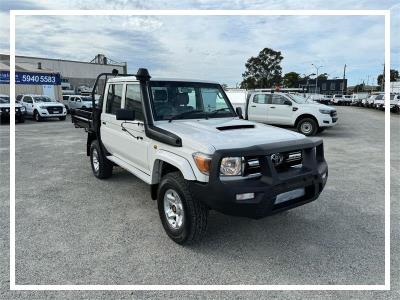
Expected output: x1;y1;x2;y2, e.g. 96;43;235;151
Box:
0;0;399;86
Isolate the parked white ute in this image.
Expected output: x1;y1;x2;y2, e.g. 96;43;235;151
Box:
71;68;329;244
20;94;67;121
62;95;93;112
244;92;337;136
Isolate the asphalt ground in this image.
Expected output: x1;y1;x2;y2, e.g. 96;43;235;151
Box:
0;106;399;299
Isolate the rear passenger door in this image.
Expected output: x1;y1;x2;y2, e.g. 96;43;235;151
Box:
100;83;124;156
247;94;270;123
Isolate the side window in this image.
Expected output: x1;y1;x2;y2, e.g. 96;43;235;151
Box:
24;96;32;103
125;84;144;121
253;94;270;104
271;95;286;105
70;97;75;102
106;84;123;114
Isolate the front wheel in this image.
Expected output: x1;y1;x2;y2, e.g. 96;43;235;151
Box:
297;118;318;136
18;115;25;123
90;140;113;179
59;116;66;121
157;172;208;245
33;110;42;122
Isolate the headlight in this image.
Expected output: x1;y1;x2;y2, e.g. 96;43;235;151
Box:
220;157;242;176
20;106;25;111
193;152;212;175
319;109;331;114
39;106;46;109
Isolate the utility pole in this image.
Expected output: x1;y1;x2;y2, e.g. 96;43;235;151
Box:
311;64;323;95
342;64;346;94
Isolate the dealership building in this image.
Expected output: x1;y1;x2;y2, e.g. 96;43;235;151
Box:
0;54;127;100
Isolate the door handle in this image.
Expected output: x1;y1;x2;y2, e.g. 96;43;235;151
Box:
102;121;106;125
270;106;276;108
251;105;256;107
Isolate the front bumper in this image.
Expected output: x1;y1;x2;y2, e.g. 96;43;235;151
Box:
0;108;26;119
189;138;328;219
38;108;67;117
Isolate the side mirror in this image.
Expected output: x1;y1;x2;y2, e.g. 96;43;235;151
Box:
116;108;135;121
235;107;243;119
284;100;292;106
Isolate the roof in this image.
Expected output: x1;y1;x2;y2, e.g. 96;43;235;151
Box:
108;76;219;84
0;53;126;68
0;61;57;73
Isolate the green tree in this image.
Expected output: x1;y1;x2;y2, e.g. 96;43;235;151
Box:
377;69;399;86
317;73;328;80
240;48;283;89
283;72;301;88
353;83;365;92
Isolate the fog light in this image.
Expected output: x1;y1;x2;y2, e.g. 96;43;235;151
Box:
236;193;254;201
322;172;327;179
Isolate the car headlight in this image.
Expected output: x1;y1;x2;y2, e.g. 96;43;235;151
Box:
20;106;25;111
193;152;212;175
220;157;242;176
319;109;331;114
39;106;46;109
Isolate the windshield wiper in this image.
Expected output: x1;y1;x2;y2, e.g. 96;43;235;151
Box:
207;107;232;118
168;109;205;122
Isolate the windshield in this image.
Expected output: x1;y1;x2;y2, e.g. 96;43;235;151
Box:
149;81;235;121
0;96;10;103
33;96;53;103
287;94;308;104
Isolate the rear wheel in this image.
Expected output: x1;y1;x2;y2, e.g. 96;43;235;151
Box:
297;118;318;136
157;172;208;245
90;140;113;179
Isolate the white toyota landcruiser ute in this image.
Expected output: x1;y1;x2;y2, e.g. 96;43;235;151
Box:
21;94;67;121
245;92;337;136
72;69;328;244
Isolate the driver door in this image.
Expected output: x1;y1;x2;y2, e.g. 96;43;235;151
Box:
22;96;34;115
117;83;149;172
266;94;293;125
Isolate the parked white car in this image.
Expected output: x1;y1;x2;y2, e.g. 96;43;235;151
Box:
62;95;93;112
20;94;67;121
332;94;344;105
373;94;385;109
245;92;337;136
388;94;400;112
379;94;400;112
363;93;383;108
0;94;26;123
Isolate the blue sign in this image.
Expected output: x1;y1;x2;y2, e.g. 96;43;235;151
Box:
0;71;61;85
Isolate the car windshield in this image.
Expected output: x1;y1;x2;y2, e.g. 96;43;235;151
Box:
33;96;53;103
149;81;235;121
287;94;308;104
0;96;10;103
